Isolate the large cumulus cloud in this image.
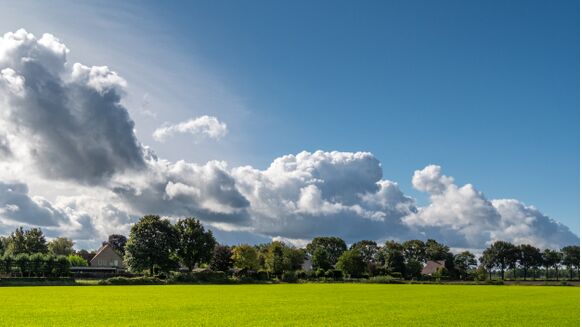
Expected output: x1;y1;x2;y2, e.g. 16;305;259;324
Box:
0;29;578;250
403;165;579;249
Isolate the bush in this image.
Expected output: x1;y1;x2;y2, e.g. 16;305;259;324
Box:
98;276;166;285
365;275;398;284
325;269;343;280
169;270;229;284
281;271;298;283
315;268;326;278
255;270;270;281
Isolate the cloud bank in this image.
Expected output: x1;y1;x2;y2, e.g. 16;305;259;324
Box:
0;29;577;250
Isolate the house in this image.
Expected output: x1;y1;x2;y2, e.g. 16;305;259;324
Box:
421;260;445;276
70;243;126;278
90;243;125;269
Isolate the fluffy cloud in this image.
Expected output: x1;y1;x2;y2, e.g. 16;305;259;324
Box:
403;165;578;249
0;29;577;250
0;29;145;185
153;115;228;142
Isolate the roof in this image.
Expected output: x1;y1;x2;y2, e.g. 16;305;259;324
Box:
421;260;446;276
90;243;124;267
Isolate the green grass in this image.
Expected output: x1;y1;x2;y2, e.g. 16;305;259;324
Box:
0;284;578;326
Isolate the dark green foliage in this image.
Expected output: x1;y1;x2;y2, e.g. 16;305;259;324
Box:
265;241;286;275
350;240;378;264
55;255;70;277
325;269;343;280
312;247;332;270
541;249;562;281
336;249;366;278
99;276;166;285
306;237;347;267
106;234;128;256
124;215;179;275
281;271;298;283
29;253;44;277
175;218;216;271
454;251;477;280
561;245;580;280
5;227;48;255
210;245;233;272
14;253;29;276
402;240;426;263
405;260;423;279
518;244;542;280
485;241;517;280
378;241;406;276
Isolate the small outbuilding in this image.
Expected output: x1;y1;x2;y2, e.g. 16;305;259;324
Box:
421;260;446;276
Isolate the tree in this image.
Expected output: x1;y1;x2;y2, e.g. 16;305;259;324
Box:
405;260;423;279
67;254;88;267
480;249;495;280
210;245;233;272
402;240;426;263
4;227;26;255
350;240;378;264
124;215;179;275
283;247;306;271
14;253;29;277
55;255;70;277
454;251;477;280
265;241;286;276
518;244;542;281
486;241;516;280
48;237;75;256
1;254;13;276
378;241;406;277
175;218;216;271
29;253;44;277
425;239;450;261
23;228;48;254
311;247;332;270
336;249;366;278
106;234;128;256
231;244;260;270
306;237;347;267
541;249;562;281
561;245;580;280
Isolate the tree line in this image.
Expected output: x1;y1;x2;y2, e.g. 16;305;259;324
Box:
0;216;579;282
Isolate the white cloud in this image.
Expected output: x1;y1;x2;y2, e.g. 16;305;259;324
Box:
0;29;577;250
153;115;228;142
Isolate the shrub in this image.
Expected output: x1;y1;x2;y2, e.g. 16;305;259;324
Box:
281;271;298;283
98;276;166;285
315;268;326;278
325;269;343;280
365;275;397;284
67;254;88;267
255;270;270;281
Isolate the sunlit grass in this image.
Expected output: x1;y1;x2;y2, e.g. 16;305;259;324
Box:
0;284;578;326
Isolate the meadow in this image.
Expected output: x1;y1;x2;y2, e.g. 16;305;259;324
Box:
0;284;578;326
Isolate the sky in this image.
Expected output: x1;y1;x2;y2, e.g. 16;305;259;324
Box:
0;0;578;250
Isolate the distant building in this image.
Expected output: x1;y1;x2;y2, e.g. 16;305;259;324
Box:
90;243;125;268
71;243;126;278
421;260;446;276
301;255;312;271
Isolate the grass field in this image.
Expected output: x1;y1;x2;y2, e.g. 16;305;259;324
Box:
0;284;578;326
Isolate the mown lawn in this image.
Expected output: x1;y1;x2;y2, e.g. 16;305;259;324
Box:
0;284;578;326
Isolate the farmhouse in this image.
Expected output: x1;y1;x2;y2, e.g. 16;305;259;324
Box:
70;243;126;278
421;260;445;276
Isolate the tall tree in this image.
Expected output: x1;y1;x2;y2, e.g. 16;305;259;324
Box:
175;218;216;271
402;240;426;263
4;227;26;255
486;241;516;280
231;244;260;270
454;251;477;280
306;237;347;267
106;234;128;255
210;245;233;272
561;245;580;280
23;228;48;254
265;241;286;276
48;237;75;256
336;249;366;278
518;244;542;281
350;240;379;264
541;249;562;281
124;215;178;275
378;241;406;276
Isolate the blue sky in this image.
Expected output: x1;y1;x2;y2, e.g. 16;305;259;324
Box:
144;0;580;232
0;0;578;248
